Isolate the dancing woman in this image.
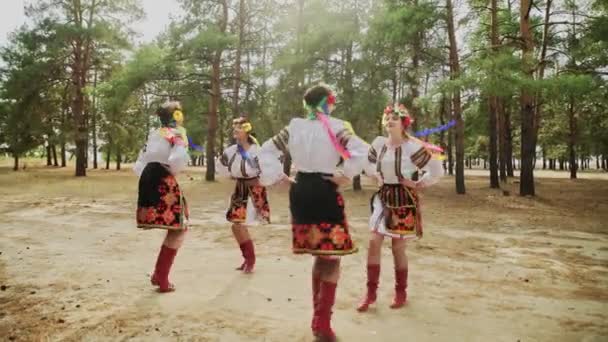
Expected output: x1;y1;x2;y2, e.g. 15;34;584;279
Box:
217;117;270;274
258;84;369;341
134;101;190;293
357;104;443;311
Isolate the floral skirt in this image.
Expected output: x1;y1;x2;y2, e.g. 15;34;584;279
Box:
136;162;189;230
226;177;270;225
369;184;421;239
289;172;357;256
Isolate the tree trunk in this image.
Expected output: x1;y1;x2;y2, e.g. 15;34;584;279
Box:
353;175;362;191
13;154;19;171
205;0;229;182
505;104;514;177
106;137;112;170
498;99;508;181
542;152;547;170
519;0;536;196
71;2;90;177
489;0;501;187
596;156;600;169
447;137;454;173
92;69;98;169
232;0;246;118
409;4;421;132
61;142;66;167
559;159;564;170
603;156;607;170
52;145;58;167
568;96;577;179
116;146;122;171
447;0;465;194
489;97;500;187
46;143;53;166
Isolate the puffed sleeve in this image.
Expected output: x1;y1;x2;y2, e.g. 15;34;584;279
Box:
216;145;235;178
410;141;443;187
167;138;189;175
133;147;146;177
258;125;290;186
364;136;385;177
133;131;167;177
334;120;370;179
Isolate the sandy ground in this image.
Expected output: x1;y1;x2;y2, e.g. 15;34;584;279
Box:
0;163;607;342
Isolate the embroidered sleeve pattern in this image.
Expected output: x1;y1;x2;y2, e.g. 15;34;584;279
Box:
411;147;432;169
271;127;290;156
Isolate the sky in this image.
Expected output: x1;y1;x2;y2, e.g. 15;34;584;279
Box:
0;0;181;46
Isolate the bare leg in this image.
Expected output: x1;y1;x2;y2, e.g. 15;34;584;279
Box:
164;229;186;249
367;232;385;265
232;223;252;244
391;238;407;270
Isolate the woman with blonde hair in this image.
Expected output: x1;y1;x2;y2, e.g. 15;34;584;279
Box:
357;104;443;311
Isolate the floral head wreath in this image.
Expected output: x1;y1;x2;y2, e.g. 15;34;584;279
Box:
382;103;413;129
304;91;337;119
233;117;253;133
158;102;184;128
232;117;259;145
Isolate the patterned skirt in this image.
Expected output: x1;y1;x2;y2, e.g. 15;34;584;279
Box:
289;172;357;256
136;162;189;230
369;183;421;239
226;177;270;225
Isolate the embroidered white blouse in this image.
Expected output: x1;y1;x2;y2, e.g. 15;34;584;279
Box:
258;117;369;186
366;136;443;187
217;144;261;179
133;128;189;177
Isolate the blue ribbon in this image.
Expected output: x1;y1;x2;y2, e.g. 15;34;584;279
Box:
188;137;204;152
414;120;456;137
237;144;257;168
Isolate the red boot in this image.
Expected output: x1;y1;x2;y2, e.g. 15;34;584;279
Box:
311;274;321;332
390;268;408;309
236;240;256;273
357;264;380;312
315;281;337;342
151;245;177;293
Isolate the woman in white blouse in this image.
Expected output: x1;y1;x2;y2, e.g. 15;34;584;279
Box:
258;84;369;342
133;101;190;293
357;104;443;312
217;117;270;274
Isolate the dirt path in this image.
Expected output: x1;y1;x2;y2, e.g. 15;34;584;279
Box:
0;167;607;341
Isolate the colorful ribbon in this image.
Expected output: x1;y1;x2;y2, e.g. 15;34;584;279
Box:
304;96;351;160
414;120;456;137
315;112;352;160
187;137;204;152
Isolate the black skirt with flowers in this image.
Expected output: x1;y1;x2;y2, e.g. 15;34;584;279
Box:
136;162;189;230
289;172;357;256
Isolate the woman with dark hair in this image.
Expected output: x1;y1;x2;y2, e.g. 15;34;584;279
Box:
217;117;270;274
258;84;369;342
133;101;190;293
357;104;443;311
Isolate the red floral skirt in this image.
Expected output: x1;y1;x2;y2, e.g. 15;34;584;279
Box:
136;162;189;230
289;172;357;256
226;177;270;224
371;184;421;237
